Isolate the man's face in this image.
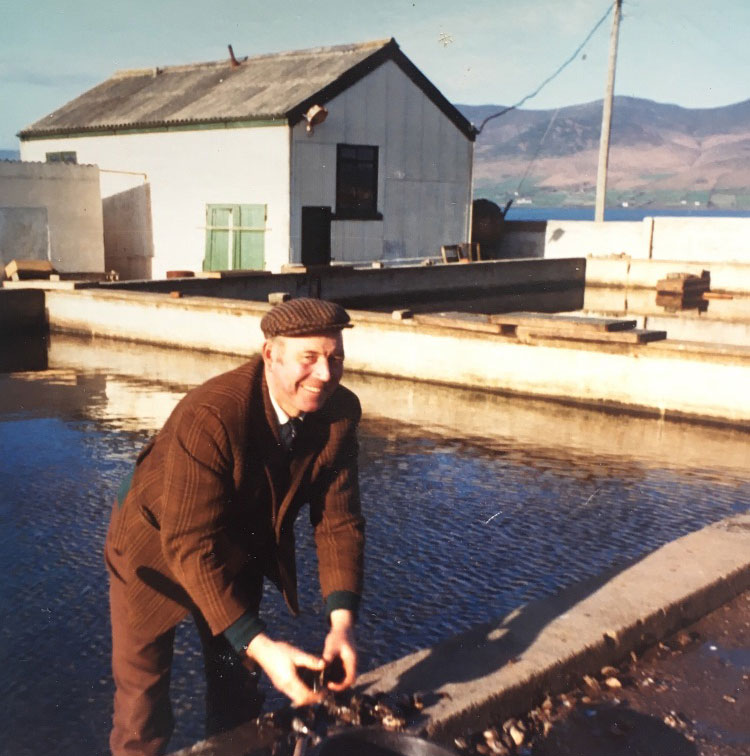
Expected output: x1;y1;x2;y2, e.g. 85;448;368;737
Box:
263;332;345;417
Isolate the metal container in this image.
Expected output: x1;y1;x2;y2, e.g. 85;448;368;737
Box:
309;728;457;756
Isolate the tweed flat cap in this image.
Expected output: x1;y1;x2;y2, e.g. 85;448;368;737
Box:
261;298;353;338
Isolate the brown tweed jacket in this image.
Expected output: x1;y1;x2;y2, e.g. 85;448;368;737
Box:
106;355;365;638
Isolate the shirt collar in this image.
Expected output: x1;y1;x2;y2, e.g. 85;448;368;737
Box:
268;389;305;427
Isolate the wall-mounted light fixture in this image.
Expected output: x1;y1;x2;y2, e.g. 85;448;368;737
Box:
305;104;328;135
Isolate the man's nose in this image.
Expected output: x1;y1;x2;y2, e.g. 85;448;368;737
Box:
313;356;331;382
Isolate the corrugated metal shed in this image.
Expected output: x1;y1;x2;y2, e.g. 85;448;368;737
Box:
20;38;476;140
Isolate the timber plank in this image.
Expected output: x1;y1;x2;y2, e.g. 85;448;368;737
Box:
490;312;637;333
515;326;667;345
413;312;502;334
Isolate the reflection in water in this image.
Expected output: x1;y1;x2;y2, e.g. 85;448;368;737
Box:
1;335;748;755
0;333;48;373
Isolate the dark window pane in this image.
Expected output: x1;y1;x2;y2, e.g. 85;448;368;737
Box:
45;151;77;164
336;143;378;217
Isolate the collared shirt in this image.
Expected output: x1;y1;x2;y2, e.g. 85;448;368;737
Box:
268;389;305;428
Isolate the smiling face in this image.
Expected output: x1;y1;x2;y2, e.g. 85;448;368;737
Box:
262;332;345;417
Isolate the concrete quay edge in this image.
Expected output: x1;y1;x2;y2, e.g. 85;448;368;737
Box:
355;513;750;743
34;288;750;426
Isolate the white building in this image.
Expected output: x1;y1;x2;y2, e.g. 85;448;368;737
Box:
0;160;104;278
19;39;476;280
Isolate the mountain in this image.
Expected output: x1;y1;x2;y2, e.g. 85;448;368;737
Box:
459;97;750;209
0;149;20;161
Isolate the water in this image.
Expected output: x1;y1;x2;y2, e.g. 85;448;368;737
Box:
503;206;750;222
1;334;749;754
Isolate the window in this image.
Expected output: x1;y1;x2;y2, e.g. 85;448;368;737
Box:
46;151;77;164
203;204;266;271
335;144;381;220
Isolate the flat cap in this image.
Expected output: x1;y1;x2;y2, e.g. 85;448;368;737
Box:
260;297;352;338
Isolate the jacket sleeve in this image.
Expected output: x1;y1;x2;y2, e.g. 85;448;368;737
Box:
159;402;253;635
310;407;365;606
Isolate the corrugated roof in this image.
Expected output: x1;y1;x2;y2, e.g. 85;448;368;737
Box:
19;39;476;140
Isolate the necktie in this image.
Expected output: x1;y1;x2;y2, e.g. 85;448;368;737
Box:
280;417;302;450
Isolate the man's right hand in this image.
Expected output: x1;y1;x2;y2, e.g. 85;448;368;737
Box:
246;633;325;707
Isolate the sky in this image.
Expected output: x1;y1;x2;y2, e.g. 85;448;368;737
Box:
1;0;749;148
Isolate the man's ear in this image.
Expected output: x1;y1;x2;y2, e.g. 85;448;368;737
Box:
261;339;273;367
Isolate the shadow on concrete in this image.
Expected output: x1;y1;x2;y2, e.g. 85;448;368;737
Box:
103;183;154;280
535;702;699;756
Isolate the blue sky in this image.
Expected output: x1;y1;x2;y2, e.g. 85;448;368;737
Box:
2;0;748;148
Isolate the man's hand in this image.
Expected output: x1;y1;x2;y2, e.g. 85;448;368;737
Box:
246;633;325;706
322;609;357;692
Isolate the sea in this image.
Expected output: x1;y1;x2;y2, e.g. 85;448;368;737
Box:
504;206;750;222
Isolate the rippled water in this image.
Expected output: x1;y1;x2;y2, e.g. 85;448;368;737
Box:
1;338;748;755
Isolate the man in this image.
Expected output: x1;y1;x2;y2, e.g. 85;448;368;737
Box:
105;298;365;756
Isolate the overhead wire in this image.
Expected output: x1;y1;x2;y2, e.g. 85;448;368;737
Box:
476;2;615;135
516;107;560;196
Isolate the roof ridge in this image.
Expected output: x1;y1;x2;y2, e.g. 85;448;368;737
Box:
112;38;394;79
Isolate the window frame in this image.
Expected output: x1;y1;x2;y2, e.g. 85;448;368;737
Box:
334;143;382;221
45;151;77;164
203;203;266;271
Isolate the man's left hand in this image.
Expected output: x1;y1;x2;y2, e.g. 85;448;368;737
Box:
322;609;357;691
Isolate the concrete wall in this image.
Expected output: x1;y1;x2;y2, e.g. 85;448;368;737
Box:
102;182;154;279
41;288;750;426
544;217;750;264
493;217;750;293
46;332;750;476
497;221;546;259
582;256;750;294
290;59;474;263
545;220;646;259
20;126;292;278
650;217;750;263
0;206;48;270
0;160;104;275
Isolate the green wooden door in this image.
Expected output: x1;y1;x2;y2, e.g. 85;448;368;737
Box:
203;204;266;271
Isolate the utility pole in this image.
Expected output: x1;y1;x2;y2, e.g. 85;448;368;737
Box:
595;0;622;222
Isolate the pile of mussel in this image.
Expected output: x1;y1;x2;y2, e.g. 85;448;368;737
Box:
258;688;428;755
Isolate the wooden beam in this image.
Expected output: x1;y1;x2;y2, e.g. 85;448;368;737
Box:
413;312;502;334
515;326;666;345
490;312;637;333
